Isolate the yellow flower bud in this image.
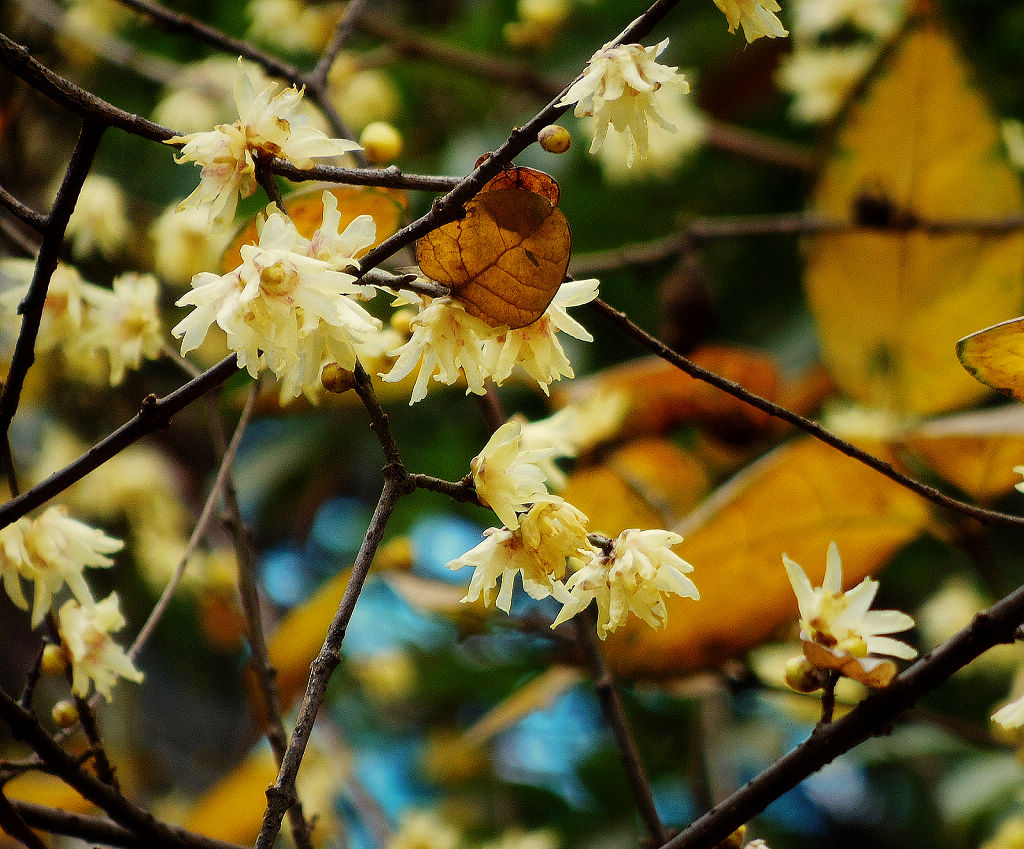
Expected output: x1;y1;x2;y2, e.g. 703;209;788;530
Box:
784;656;823;693
321;362;358;394
359;122;403;164
41;644;68;677
51;699;80;728
538;124;571;154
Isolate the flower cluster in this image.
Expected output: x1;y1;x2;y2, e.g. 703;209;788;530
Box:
173;194;380;399
0;260;163;386
0;506;142;701
448;420;700;637
166;60;360;226
783;542;916;690
559;39;690;168
380;278;600;404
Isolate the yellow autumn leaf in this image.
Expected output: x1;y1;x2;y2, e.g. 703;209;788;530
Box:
957;317;1024;402
806;20;1024;416
598;437;931;678
900;404;1024;502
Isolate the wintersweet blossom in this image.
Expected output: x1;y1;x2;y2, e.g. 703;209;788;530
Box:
173;201;381;399
784;542;917;688
80;273;164;385
380;296;501;404
0;506;123;627
790;0;903;40
150;204;228;286
0;260;89;357
57;592;143;701
992;691;1024;731
449;500;590;612
559;39;689;167
776;46;875;124
65;174;129;259
713;0;788;42
490;278;600;393
551;529;699;639
166;60;360;226
471;420;558;530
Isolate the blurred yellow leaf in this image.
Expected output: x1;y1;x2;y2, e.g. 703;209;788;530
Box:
900;404;1024;502
417;187;570;329
223;183;408;271
185;749;277;843
806;21;1024;416
465;666;583;744
599;437;931;677
5;769;94;814
957;317;1024;402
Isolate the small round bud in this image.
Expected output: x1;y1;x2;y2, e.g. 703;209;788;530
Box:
784;656;823;693
538;124;571;154
41;644;68;677
715;825;747;849
321;362;358;394
390;307;416;337
359;122;403;164
52;699;79;728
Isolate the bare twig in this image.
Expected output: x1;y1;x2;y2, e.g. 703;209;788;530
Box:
0;790;48;849
576;614;669;846
308;0;370;91
589;298;1024;530
0;121;103;444
0;183;46;232
666;585;1024;849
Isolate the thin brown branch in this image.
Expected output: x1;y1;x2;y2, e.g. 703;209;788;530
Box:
0;121;104;444
704;119;815;173
10;797;249;849
308;0;370;91
408;473;478;504
589;298;1024;530
270;160;460;192
254;473;406;849
0;355;241;529
0;184;46;232
576;614;669;846
666;585;1024;849
0;790;48;849
204;386;315;849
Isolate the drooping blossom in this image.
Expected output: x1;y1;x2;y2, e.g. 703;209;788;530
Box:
57;592;143;701
712;0;788;42
80;273;165;385
559;39;690;167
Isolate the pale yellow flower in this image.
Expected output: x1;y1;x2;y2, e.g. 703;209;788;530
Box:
449;499;590;612
173;202;380;399
490;278;599;394
790;0;903;39
784;542;916;687
551;528;699;638
327;57;401;132
80;273;164;385
471;420;558;530
776;46;875;124
713;0;788;42
150;204;229;286
380;296;501;404
57;592;143;701
247;0;342;53
167;60;360;226
65;175;129;259
0;260;89;357
504;0;571;49
387;810;461;849
992;692;1024;730
559;39;689;167
0;506;123;628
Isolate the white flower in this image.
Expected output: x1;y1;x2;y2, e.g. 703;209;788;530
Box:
57;592;143;701
790;0;903;40
471;420;558;530
166;60;360;226
379;296;501;404
551;528;699;639
490;278;599;394
713;0;788;42
559;39;689;167
65;174;129;259
308;191;377;270
0;506;123;627
449;500;591;613
80;273;164;385
784;542;916;687
173;203;381;399
0;260;89;357
776;46;875;124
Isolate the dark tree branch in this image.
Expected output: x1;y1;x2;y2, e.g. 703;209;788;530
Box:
308;0;370;91
0;121;104;444
0;789;48;849
666;586;1024;849
589;298;1024;530
0;355;241;529
0;184;46;232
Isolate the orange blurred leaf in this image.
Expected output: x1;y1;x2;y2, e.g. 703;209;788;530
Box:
185;749;277;843
417;188;571;329
223;183;408;271
599;437;931;677
805;21;1024;415
555;347;780;438
480;165;560;205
